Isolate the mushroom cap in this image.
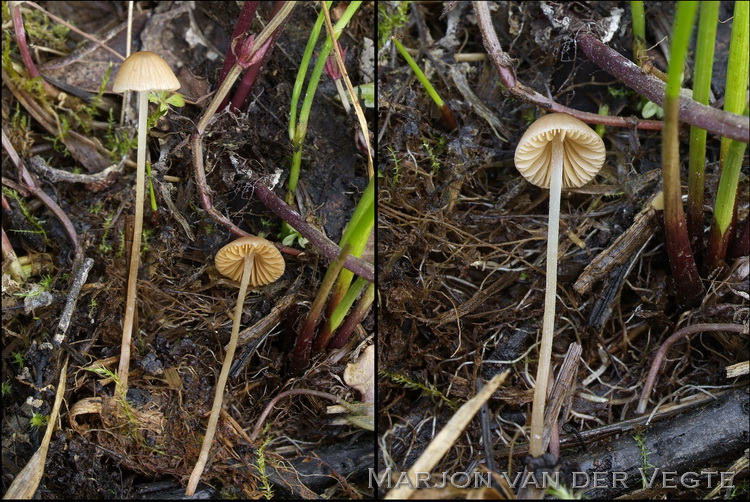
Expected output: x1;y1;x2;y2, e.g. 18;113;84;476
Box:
215;236;285;286
514;113;606;189
112;51;180;92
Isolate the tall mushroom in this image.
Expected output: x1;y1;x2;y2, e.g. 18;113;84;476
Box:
186;235;285;495
112;51;180;394
513;113;606;457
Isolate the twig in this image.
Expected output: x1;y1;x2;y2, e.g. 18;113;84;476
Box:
249;388;350;442
53;257;94;346
637;323;749;414
473;2;661;131
321;1;374;178
576;32;749;143
252;181;374;282
474;2;750;142
2;129;82;263
27;155;124;185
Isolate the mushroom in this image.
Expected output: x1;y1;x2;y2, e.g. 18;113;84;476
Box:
513;113;606;457
186;235;284;496
112;51;180;393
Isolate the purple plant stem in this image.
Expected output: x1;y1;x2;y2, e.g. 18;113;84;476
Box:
216;1;259;109
289;244;351;375
662;97;703;307
229;2;287;112
327;282;374;350
637;323;749;415
473;1;661;131
2;130;81;263
252;181;374;282
576;32;750;143
10;2;58;97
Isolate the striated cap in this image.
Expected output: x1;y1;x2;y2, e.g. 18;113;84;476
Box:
514;113;606;189
113;51;180;92
214;236;285;286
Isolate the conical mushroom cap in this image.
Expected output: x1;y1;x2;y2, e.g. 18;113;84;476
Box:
113;51;180;92
215;236;285;286
514;113;606;188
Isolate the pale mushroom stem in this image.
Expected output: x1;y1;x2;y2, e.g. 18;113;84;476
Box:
187;252;254;496
117;89;149;396
529;134;564;458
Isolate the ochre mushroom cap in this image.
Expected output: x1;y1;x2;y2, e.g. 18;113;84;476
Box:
113;51;180;92
215;236;285;286
514;113;606;188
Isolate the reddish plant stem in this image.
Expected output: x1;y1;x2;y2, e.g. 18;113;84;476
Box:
2;129;81;263
250;388;346;441
229;2;287;112
327;282;374;350
252;182;374;282
473;2;661;131
289;244;351;374
637;323;749;415
661;97;703;307
576;32;750;143
216;1;259;98
9;2;58;97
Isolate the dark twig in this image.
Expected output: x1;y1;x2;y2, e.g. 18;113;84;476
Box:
2;129;81;263
53;257;94;346
637;323;749;414
473;2;750;142
576;32;749;143
473;2;661;131
249;388;353;442
252;181;374;282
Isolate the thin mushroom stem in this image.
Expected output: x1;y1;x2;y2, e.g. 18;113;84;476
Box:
529;135;564;458
117;89;148;395
187;252;254;496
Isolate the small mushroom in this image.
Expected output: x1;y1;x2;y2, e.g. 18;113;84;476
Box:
513;113;605;457
112;51;180;393
186;235;284;496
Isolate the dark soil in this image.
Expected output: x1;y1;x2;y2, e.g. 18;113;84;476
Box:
2;1;374;499
377;2;748;499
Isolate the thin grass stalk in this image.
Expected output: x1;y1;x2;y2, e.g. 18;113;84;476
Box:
706;106;749;270
287;2;361;202
662;1;703;307
289;1;332;144
686;1;719;259
630;1;647;66
391;36;457;130
720;1;749;167
289;244;352;373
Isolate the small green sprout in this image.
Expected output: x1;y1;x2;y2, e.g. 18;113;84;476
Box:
148;91;185;129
